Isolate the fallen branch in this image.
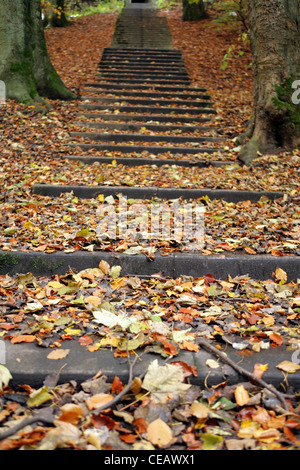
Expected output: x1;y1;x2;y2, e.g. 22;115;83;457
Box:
197;336;292;411
0;407;56;442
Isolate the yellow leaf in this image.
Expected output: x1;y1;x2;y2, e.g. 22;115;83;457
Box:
275;268;287;283
98;194;104;202
146;418;173;448
48;281;64;290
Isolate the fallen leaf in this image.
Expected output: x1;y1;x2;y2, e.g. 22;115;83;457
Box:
99;260;110;275
275;268;287;283
58;403;85;425
0;365;12;391
146;418;173;448
234;385;250;406
206;359;220;369
276;360;300;373
190;402;210;419
47;349;70;360
86;393;114;411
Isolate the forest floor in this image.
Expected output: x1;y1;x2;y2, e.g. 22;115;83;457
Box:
0;7;299;452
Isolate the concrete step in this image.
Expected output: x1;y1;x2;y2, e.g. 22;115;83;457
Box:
73;120;220;133
69;131;225;144
76;112;213;124
33;184;283;203
82;96;213;107
68;142;223;154
79;103;216;115
83;89;211;100
85;83;207;92
61;154;233;167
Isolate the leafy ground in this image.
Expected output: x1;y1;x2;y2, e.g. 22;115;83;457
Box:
0;7;299;451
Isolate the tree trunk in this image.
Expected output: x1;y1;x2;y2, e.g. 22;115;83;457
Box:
182;0;207;21
0;0;75;104
239;0;300;165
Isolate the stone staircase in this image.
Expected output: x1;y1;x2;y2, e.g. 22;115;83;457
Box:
3;2;299;389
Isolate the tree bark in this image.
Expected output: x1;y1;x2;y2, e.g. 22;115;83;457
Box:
182;0;207;21
0;0;75;104
239;0;300;164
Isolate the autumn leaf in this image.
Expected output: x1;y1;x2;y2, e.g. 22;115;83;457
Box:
146;418;174;448
11;335;36;344
47;349;70;360
58;403;85;425
0;365;12;391
253;363;269;379
190;402;210;419
275;268;288;283
99;259;110;275
234;385;250;406
276;360;300;373
86;393;114;411
27;386;53;407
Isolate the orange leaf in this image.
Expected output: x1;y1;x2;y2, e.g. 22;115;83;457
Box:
180;340;200;352
59;403;85;425
79;335;93;346
234;385;250;406
270;333;282;347
86;393;113;411
253;363;268;379
111;376;123;395
120;433;138;444
99;260;110;275
11;335;36;344
133;417;148;434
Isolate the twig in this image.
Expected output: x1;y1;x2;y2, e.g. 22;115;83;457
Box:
197;336;292;411
92;342;142;415
0;407;56;442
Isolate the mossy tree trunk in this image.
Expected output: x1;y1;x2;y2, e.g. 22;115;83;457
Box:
239;0;300;165
182;0;207;21
0;0;75;105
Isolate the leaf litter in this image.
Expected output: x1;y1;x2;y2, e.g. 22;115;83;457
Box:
0;263;299;450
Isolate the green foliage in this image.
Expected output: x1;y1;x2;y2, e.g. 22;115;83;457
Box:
156;0;180;9
65;0;124;18
220;32;249;71
272;76;300;133
211;0;248;31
